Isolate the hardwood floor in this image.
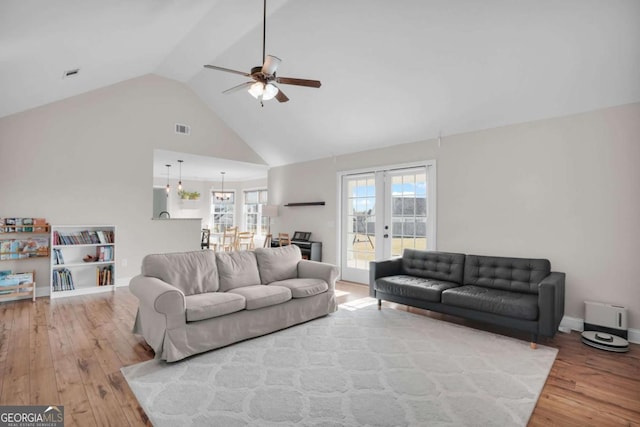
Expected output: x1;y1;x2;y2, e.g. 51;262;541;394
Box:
0;282;638;426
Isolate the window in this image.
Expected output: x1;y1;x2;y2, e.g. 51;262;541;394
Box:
244;190;268;235
210;191;235;233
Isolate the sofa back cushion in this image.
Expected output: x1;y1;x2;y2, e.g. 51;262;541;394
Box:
254;244;301;284
216;250;262;291
141;250;219;296
464;255;550;294
401;249;465;284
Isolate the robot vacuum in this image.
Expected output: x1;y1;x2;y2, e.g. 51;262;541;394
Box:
581;330;629;353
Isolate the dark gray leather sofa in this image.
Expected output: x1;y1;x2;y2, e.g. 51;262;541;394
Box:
369;249;565;347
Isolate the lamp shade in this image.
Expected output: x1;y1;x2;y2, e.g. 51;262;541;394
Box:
262;205;278;218
249;82;279;101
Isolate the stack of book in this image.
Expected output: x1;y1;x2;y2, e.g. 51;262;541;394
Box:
52;268;74;291
52;248;65;265
53;229;114;245
97;265;113;286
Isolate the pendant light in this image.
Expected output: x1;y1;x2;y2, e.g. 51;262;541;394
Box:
165;164;171;196
216;172;231;201
177;159;183;191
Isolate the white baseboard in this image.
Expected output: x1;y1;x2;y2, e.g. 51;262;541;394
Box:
560;315;639;344
36;287;51;298
115;276;132;287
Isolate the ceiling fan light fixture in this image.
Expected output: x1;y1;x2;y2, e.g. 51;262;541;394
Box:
249;82;278;101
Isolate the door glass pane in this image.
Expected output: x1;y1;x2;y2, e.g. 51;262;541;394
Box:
345;175;376;271
390;170;427;257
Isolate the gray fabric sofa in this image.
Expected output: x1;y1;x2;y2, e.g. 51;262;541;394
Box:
130;244;338;362
370;249;565;347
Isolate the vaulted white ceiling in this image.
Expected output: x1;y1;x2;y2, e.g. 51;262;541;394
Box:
2;0;639;166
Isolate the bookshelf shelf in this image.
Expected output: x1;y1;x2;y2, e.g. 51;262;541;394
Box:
50;225;116;299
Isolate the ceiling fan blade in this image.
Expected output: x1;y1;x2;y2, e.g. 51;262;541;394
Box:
276;77;321;88
204;64;250;77
262;55;281;75
223;81;255;94
274;86;289;103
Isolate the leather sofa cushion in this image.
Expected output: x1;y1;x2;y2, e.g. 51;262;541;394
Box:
270;278;328;298
401;249;465;284
464;255;550;294
375;275;459;302
142;250;219;296
185;292;246;322
255;245;301;284
442;285;538;320
228;285;292;310
216;251;262;291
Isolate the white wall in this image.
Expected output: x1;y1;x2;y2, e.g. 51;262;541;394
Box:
268;103;640;329
0;74;266;293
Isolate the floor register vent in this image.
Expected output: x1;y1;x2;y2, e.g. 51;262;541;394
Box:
581;301;629;352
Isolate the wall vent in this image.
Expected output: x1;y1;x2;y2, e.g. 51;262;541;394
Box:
175;123;191;135
63;68;80;79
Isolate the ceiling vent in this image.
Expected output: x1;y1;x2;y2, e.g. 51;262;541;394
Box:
62;68;80;79
175;123;191;135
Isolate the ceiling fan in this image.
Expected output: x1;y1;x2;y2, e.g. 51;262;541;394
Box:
203;0;321;106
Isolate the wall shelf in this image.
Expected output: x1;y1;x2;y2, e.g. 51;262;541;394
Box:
284;202;325;207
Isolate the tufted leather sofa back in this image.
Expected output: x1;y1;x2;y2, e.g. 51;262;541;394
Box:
401;249;465;284
464;255;550;294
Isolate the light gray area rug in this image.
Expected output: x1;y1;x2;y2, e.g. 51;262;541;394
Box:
122;301;557;427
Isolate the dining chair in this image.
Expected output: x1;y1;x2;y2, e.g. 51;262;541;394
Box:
221;226;238;251
278;232;291;246
236;232;255;251
200;229;211;250
263;233;272;248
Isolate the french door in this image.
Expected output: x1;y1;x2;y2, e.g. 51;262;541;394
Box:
340;162;436;283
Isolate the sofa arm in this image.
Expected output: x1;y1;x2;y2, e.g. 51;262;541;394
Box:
129;275;186;317
369;258;402;297
298;260;339;290
538;272;566;337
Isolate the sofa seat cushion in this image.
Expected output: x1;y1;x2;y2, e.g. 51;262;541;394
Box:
227;285;292;310
441;285;538;320
269;278;328;298
375;275;459;302
185;292;246;322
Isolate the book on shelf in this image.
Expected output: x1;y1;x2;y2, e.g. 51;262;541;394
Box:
0;238;49;259
52;248;65;265
97;265;113;286
0;271;34;294
54;229;114;245
0;241;11;260
1;218;48;233
52;268;74;291
20;237;49;257
96;246;114;262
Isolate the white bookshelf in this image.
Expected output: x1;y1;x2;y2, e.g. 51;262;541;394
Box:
50;225;116;299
